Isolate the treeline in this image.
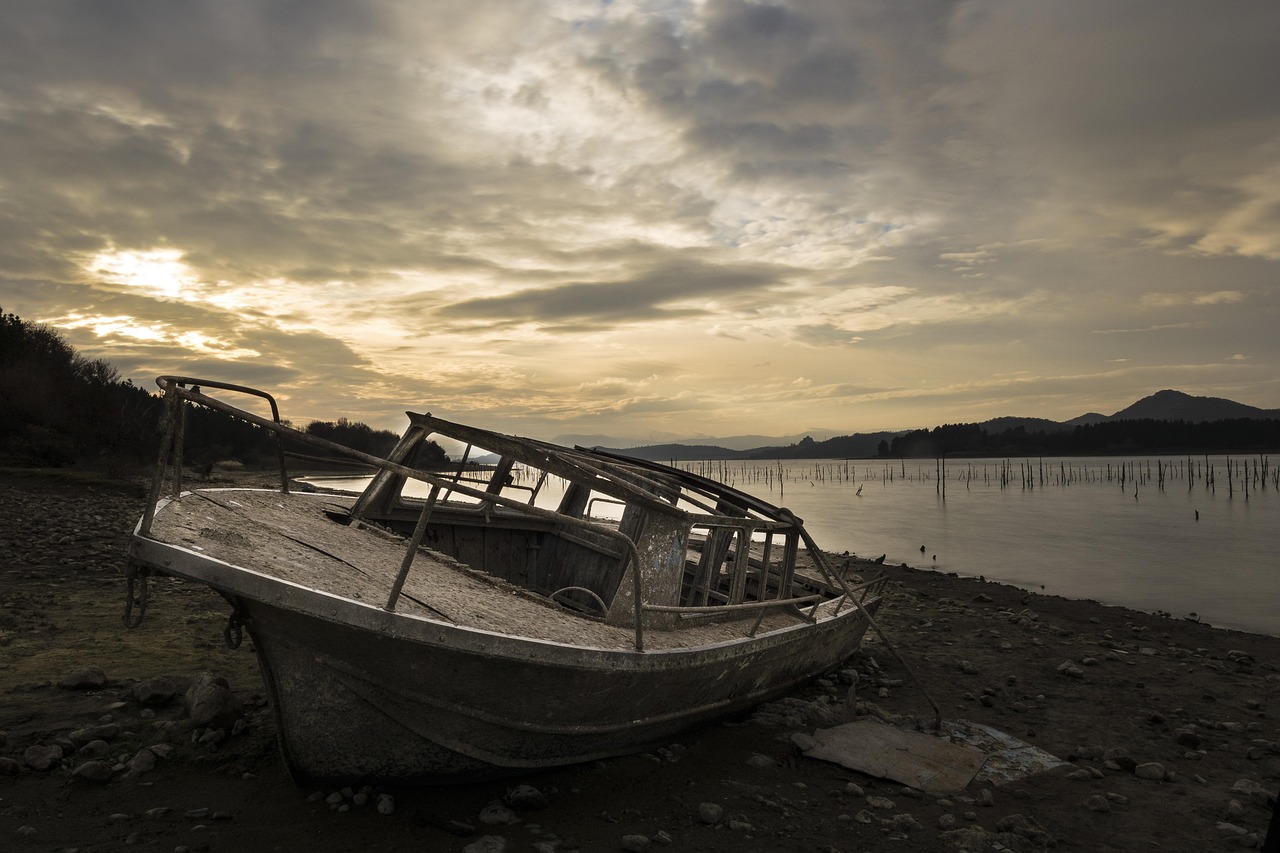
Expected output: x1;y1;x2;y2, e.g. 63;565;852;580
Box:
0;308;443;470
885;418;1280;458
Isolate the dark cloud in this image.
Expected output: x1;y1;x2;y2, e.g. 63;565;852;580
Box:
436;259;789;330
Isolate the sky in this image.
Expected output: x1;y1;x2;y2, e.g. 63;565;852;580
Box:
2;1;1278;445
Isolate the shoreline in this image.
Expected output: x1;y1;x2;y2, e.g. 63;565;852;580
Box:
1;472;1277;851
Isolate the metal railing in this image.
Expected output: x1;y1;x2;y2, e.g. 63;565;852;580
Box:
139;377;892;658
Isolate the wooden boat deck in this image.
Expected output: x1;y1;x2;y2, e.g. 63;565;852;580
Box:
147;488;838;651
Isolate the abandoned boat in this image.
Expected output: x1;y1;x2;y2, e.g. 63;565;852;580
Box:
126;376;891;784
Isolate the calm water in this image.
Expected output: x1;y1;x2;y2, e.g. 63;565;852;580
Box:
302;454;1279;636
679;455;1280;637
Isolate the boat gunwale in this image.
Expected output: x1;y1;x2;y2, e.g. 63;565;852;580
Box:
130;490;882;670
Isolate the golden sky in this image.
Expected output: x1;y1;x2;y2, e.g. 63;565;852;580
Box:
3;1;1278;445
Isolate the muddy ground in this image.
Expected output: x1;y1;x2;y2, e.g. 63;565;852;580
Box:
1;470;1277;852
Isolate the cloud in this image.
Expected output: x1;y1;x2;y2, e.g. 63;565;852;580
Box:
0;0;1277;440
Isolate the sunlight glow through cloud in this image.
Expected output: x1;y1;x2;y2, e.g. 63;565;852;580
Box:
87;249;194;299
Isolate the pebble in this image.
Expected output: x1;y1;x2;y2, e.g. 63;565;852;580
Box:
23;744;63;771
1084;795;1111;812
125;748;158;776
621;834;649;851
70;760;114;783
697;802;723;824
938;813;957;829
504;784;548;809
69;724;120;746
376;794;395;815
1056;661;1085;679
478;802;520;825
866;796;896;810
1134;762;1167;781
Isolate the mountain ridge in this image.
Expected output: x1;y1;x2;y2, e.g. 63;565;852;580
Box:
591;390;1280;461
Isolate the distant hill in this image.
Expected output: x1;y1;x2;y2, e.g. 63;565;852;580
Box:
978;416;1068;434
1106;389;1279;422
589;443;748;462
599;389;1279;460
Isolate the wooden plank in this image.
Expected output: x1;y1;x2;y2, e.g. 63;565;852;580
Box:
801;720;987;796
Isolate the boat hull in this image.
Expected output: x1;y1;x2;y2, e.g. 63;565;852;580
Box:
238;594;876;784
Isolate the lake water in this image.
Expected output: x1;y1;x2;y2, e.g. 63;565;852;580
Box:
301;454;1280;636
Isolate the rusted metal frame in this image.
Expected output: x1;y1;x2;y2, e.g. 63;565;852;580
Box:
682;512;790;532
690;528;724;606
350;423;430;521
149;381;653;646
170;392;186;498
788;518;942;729
586;447;801;524
585;496;625;518
777;530;799;600
156;376;289;493
728;527;753;604
140;389;180;536
527;469;550;504
440;443;473;503
757;532;775;601
411;413;670;512
386;485;441;611
643;593;821;614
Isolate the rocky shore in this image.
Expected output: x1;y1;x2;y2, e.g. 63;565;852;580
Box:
1;470;1277;851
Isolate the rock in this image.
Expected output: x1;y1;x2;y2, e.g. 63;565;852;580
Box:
1134;762;1166;781
745;753;775;768
621;834;650;851
0;757;21;776
462;836;508;853
1084;795;1111;812
1216;822;1259;847
938;813;957;829
70;760;114;784
376;794;395;815
1174;729;1202;749
697;802;723;824
23;744;63;771
478;802;519;825
976;788;995;807
1056;661;1085;679
69;724;120;746
1229;779;1271;807
133;676;180;707
790;732;818;751
58;666;107;690
125;748;158;776
844;781;864;796
889;813;922;831
996;813;1056;847
652;830;673;845
184;673;243;729
504;784;548;810
866;796;896;810
78;739;111;758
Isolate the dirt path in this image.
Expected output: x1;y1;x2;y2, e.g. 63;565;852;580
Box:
1;472;1277;851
